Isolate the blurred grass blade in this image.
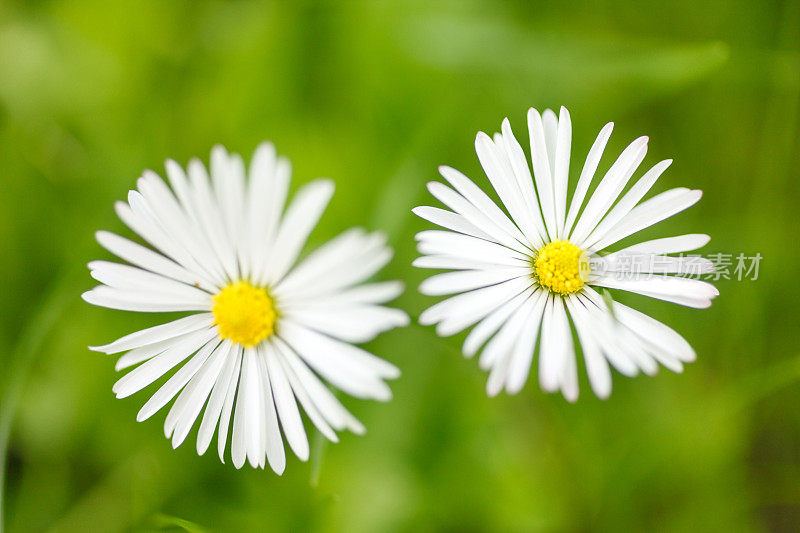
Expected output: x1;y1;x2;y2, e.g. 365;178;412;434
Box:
309;429;329;488
397;14;729;105
601;289;618;321
0;269;79;532
149;514;208;533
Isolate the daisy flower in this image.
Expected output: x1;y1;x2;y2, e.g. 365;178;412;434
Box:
413;107;718;400
83;143;408;473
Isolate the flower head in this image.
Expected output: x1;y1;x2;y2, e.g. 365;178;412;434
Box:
84;143;408;473
413;107;718;400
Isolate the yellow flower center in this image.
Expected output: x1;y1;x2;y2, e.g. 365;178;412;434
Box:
534;240;589;295
212;281;277;347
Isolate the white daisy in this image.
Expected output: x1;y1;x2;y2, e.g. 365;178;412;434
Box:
413;107;718;400
83;143;408;473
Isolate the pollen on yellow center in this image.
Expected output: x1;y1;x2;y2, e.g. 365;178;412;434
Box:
533;240;590;295
212;281;277;347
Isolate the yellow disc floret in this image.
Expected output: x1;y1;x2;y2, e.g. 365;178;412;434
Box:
534;240;589;295
212;281;277;347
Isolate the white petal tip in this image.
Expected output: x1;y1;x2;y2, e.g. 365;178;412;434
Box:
375;390;393;402
475;131;491;144
594;388;611;400
505;382;524;395
437;165;453;176
418;315;436;327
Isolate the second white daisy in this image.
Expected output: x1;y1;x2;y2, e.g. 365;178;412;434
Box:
414;107;718;400
84;142;408;473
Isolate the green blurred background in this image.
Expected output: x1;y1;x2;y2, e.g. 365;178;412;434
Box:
1;0;799;531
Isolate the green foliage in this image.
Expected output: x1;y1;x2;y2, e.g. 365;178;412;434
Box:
1;0;798;531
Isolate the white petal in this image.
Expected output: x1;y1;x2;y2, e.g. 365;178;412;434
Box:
592;273;718;308
553;106;571;239
462;287;535;357
91;313;213;354
571;136;648;246
612;300;696;363
114;199;217;285
185;158;239;280
136;339;218;422
265;344;309;461
112;328;216;398
415;230;529;266
196;341;238;455
231;348;259;468
278;320;397;400
564;122;614;238
607;234;710;256
215;346;243;463
594;253;714;275
474;133;538;248
412;206;493;240
590;188;703;251
538;296;575;399
479;293;538;391
82;285;210;313
284;304;408;344
418;267;529;296
255;347;286;473
565;296;612;399
428;176;530;254
275;337;365;434
167;341;231;448
286;281;404;307
274;229;389;299
259;179;334;285
542;108;558;171
96;231;217;292
413;254;528;271
162;160;230;283
89;261;212;301
579;288;660;376
273;347;339;442
210;146;246;272
582;159;672;249
505;290;547;394
527;108;558;239
570;293;638;377
115;337;179;371
136;171;227;284
247;149;291;282
498;118;547;246
419;276;531;334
